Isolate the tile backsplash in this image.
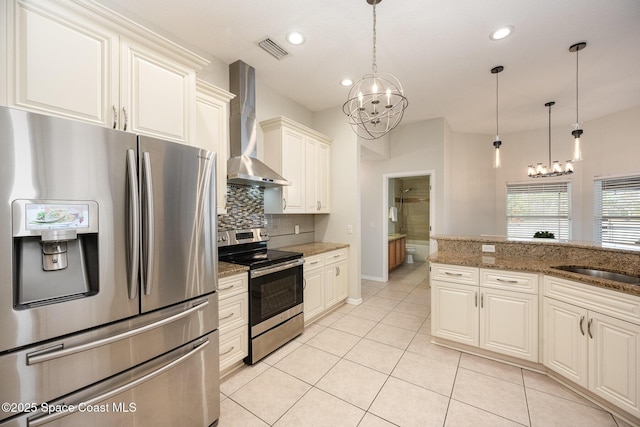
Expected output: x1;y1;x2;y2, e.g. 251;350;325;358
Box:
217;184;316;248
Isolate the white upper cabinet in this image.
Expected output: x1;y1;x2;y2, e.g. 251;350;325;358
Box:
5;0;207;144
261;117;332;214
195;79;234;214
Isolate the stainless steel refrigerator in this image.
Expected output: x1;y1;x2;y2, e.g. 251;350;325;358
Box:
0;106;220;426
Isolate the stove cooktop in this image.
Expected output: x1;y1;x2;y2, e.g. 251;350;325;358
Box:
219;249;302;269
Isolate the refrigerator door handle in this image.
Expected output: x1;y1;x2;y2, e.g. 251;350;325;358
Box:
26;300;209;366
27;339;210;427
126;149;140;299
142;151;155;296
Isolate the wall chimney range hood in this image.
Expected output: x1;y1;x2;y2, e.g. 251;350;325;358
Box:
227;60;290;187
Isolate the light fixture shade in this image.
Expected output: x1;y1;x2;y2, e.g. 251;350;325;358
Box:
343;72;408;140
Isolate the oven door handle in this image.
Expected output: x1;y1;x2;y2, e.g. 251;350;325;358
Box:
250;258;304;278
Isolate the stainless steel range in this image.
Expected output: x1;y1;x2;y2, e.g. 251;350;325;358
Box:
218;228;304;364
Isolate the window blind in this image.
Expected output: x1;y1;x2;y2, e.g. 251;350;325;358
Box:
506;182;571;239
594;175;640;249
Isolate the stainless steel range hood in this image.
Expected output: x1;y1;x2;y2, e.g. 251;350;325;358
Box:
227;60;290;187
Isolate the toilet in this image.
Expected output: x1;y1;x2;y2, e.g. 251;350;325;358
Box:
405;246;415;264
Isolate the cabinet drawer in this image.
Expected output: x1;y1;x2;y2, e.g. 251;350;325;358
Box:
544;275;640;325
219;325;248;371
219;293;248;333
324;249;348;265
304;254;324;271
481;269;539;294
218;273;248;299
431;263;479;286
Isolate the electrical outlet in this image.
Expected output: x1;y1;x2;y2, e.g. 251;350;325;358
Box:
346;224;353;234
482;244;495;253
294;225;299;234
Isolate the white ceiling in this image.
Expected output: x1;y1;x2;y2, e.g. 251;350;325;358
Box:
97;0;640;135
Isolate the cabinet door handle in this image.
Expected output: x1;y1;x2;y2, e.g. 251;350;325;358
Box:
480;293;484;309
445;271;463;277
283;198;287;210
220;346;235;356
112;105;118;129
219;284;234;291
309;260;319;265
122;106;128;131
317;201;320;211
303;278;306;290
474;292;478;307
587;318;593;339
496;278;518;284
336;266;341;276
579;315;585;336
220;312;234;321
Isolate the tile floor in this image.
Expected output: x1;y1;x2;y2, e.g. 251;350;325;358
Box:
219;261;635;427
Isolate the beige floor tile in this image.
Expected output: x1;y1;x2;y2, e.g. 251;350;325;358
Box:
459;353;523;385
275;344;340;384
261;340;302;366
230;367;311;425
316;359;388;410
393;301;430;317
406;288;431;305
365;323;416;349
406;334;461;366
273;388;364;427
369;377;449;427
445;399;526;427
522;369;599;408
613;415;638;427
391;351;458;396
418;315;432;335
294;322;325;343
344;338;405;374
375;288;410;301
218;398;269;427
315;310;345;326
357;413;397;427
381;310;426;331
329;314;378;337
361;280;388;289
349;304;390;322
452;368;529;425
220;362;270;396
387;282;417;293
363;296;401;311
334;302;357;314
527;388;618;427
306;327;361;357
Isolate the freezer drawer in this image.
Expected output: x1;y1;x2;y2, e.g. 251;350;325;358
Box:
0;294;218;421
0;330;220;427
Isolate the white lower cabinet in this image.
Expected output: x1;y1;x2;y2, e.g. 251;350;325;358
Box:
543;275;640;417
431;264;539;362
218;272;249;372
303;248;349;324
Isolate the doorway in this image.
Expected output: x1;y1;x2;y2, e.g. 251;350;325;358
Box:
383;170;434;282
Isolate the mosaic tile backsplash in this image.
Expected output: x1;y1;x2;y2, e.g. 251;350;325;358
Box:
218;184;265;231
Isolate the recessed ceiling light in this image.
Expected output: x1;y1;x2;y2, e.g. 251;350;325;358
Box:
490;25;514;41
286;31;305;45
340;79;353;87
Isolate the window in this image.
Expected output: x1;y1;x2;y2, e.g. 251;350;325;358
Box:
594;175;640;249
506;182;571;239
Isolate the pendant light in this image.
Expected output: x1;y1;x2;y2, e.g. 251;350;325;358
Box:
569;42;587;162
527;102;574;178
342;0;408;140
491;65;504;168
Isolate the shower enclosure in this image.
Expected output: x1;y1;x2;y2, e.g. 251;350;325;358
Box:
389;176;430;261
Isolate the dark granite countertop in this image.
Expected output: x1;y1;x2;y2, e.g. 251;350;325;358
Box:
429;251;640;297
278;242;350;258
218;261;248;279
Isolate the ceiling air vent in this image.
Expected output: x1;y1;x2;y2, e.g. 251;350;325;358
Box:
255;37;290;60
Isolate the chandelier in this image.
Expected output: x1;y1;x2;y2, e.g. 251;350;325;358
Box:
342;0;408;140
527;102;574;178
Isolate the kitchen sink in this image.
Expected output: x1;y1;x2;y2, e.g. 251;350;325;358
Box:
552;265;640;285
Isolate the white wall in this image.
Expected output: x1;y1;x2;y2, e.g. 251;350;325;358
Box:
313;107;362;303
495;105;640;241
360;118;448;280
